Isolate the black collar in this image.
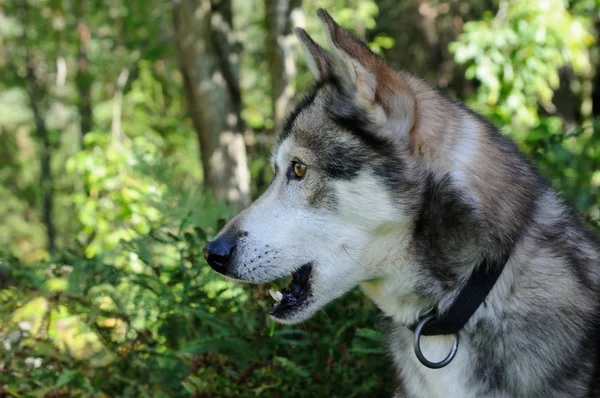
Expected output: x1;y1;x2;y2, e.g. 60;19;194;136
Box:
409;257;507;336
408;256;508;369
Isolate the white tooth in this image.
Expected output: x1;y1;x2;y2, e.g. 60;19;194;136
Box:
269;289;283;302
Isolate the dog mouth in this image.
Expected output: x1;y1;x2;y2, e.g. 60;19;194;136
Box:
268;263;313;319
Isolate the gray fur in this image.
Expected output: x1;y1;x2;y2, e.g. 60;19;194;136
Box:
207;9;600;397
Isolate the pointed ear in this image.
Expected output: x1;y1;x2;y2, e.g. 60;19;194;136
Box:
317;9;415;137
295;27;333;80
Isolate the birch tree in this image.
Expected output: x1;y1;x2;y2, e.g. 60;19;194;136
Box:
172;0;250;209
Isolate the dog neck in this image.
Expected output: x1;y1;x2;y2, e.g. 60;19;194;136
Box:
359;210;513;330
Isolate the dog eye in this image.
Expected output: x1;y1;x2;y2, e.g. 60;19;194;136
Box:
292;161;307;179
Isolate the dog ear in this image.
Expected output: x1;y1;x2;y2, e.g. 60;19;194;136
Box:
295;27;333;80
317;9;415;138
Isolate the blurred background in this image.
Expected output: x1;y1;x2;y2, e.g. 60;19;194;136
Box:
0;0;599;396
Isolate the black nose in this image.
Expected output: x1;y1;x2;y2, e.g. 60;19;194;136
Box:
203;235;236;275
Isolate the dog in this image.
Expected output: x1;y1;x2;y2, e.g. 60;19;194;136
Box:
203;9;600;397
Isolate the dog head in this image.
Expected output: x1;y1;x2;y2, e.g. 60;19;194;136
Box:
203;9;424;324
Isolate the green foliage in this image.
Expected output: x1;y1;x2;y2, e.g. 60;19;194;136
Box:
451;0;595;131
450;0;600;226
66;133;165;258
0;225;392;397
524;118;600;228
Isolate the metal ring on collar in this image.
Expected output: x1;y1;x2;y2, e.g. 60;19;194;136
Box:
413;315;459;369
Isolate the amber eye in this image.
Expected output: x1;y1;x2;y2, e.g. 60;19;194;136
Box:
292;161;307;179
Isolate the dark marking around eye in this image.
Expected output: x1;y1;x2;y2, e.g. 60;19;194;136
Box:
286;162;305;181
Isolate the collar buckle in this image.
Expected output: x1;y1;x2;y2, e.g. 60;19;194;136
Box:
413;314;459;369
408;256;509;369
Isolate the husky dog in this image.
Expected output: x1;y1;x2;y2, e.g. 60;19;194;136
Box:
203;9;600;397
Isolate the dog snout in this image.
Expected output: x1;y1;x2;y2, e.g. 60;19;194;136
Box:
203;234;237;274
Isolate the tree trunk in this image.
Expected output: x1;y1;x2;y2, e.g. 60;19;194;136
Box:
75;0;93;144
373;0;495;97
592;19;600;118
172;0;250;209
25;66;56;254
593;67;600;118
22;2;56;253
264;0;302;131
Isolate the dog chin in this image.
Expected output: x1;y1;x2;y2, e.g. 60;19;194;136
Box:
270;301;320;324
